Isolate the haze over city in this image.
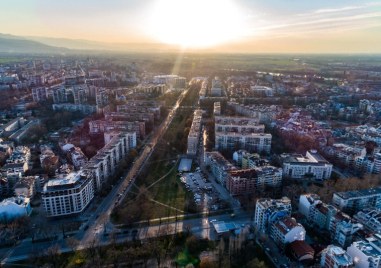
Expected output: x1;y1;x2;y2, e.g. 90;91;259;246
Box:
1;0;381;53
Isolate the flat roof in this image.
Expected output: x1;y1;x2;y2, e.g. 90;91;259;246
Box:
178;158;192;172
335;187;381;200
46;172;82;187
212;221;238;234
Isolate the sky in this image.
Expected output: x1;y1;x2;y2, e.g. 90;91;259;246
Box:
0;0;381;53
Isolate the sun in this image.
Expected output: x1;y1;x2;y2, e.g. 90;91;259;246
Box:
144;0;248;48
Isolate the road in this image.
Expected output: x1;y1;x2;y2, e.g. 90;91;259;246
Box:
1;210;252;264
80;88;189;245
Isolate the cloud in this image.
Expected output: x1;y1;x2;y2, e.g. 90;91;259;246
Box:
314;5;366;14
250;2;381;39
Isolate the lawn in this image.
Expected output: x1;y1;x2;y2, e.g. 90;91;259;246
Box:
112;111;196;224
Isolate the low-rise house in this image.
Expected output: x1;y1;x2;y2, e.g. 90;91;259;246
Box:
270;216;306;248
288;240;315;264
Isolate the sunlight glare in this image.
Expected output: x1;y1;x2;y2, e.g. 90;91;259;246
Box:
145;0;248;48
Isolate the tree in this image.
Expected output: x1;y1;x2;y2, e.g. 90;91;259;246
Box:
106;248;122;268
45;244;62;268
200;258;218;268
186;235;200;255
66;237;79;252
247;257;268;268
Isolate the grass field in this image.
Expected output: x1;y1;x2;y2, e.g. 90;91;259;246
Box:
112;106;196;224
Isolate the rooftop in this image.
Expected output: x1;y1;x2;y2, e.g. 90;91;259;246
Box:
274;217;302;234
324;245;353;266
334;187;381;200
44;171;89;192
351;240;381;259
212;221;238;234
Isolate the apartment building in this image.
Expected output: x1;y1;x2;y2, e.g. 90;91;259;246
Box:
215;132;272;154
282;150;333;181
187;109;202;156
134;83;167;94
321;245;353;268
226;166;282;196
204;151;236;185
32;87;47;102
214;102;221;116
332;188;381;215
88;120;145;139
85;132;136;191
299;194;363;248
346;234;381;268
353;209;381;234
72;85;88;104
153;75;186;89
95;88;108;108
254;197;291;233
52;103;96;114
105;111;154;124
214;116;263;134
42;171;94;217
50;84;67;103
227;101;282;123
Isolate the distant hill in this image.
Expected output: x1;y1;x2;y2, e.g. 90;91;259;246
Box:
0;34;69;54
26;35;180;52
0;33;181;54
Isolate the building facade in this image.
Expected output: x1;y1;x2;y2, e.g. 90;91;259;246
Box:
282;150;333;181
321;245;353;268
85;132;136;191
332;188;381;215
254;197;291;233
42;171;94;217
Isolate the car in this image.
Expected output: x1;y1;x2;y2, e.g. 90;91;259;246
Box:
265;247;270;252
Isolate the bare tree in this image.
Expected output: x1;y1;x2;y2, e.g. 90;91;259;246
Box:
66;236;79;252
45;244;61;268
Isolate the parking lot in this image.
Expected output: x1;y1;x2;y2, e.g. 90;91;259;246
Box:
179;170;224;211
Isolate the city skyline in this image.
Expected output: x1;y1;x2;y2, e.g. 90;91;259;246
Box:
1;0;381;53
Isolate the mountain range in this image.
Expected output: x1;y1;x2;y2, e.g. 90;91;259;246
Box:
0;33;179;54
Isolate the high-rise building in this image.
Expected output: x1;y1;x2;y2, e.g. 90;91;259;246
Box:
85;132;136;191
32;87;47;102
187;109;202;156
